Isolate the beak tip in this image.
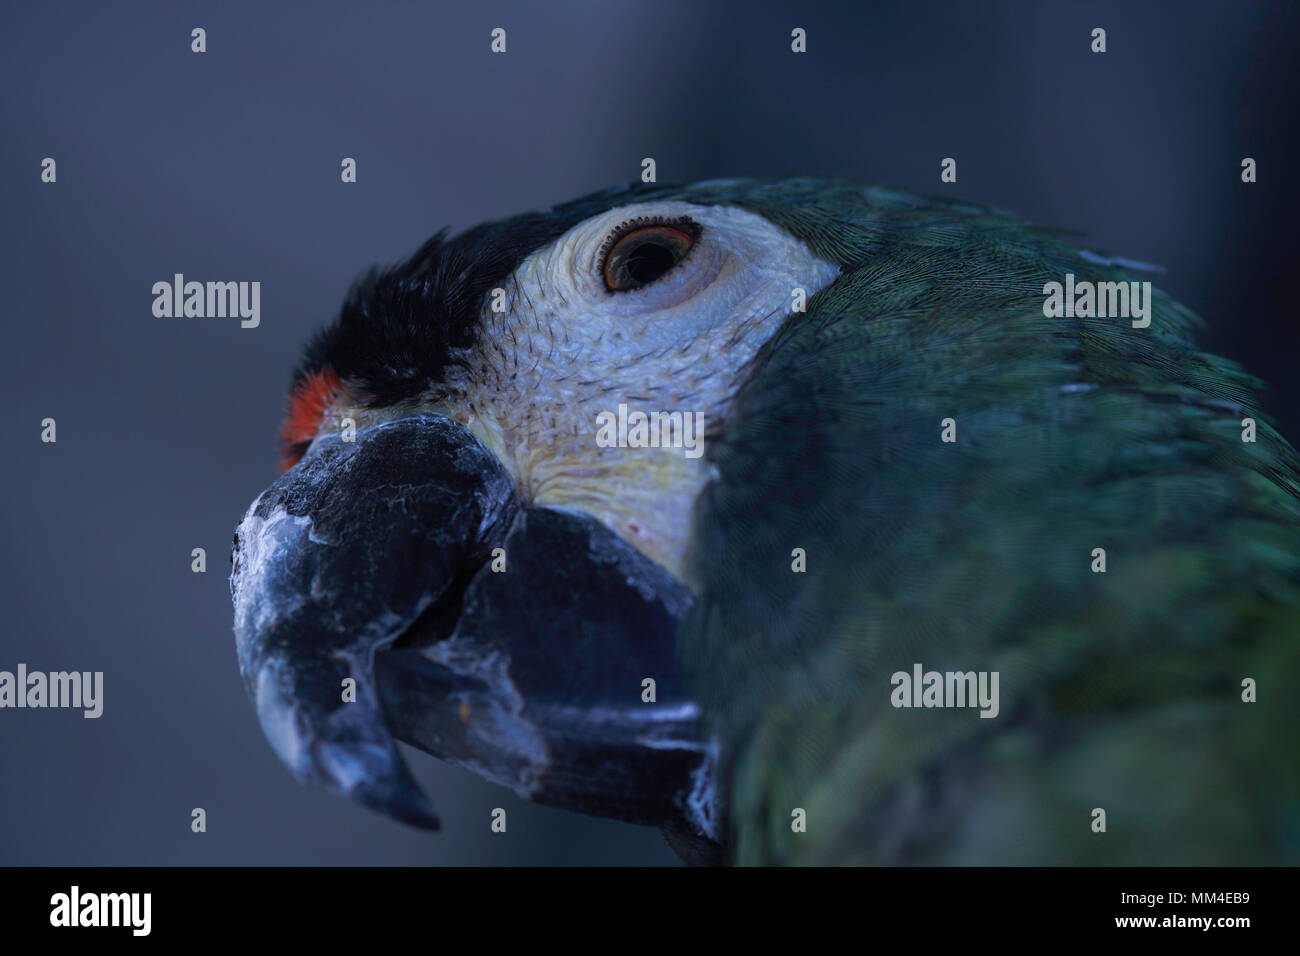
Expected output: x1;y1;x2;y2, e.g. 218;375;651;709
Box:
349;767;442;832
235;414;522;836
312;737;442;832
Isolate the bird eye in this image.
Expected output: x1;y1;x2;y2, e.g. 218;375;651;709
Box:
601;219;700;292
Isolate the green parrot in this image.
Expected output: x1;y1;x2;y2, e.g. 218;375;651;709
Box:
231;177;1300;865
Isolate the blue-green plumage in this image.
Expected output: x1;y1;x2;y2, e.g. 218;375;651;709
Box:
234;177;1300;865
671;179;1300;864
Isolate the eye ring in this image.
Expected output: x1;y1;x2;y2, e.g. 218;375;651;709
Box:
600;218;701;292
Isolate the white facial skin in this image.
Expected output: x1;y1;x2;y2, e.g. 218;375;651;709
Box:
346;200;840;584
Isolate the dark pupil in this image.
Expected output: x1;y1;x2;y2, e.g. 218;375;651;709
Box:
624;240;677;284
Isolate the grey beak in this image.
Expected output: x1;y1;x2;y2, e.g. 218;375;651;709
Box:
231;412;716;849
230;415;518;830
377;505;714;839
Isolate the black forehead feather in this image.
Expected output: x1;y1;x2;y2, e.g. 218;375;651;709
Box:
294;180;687;406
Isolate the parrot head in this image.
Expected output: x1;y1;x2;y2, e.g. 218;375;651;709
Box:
233;178;1300;866
230;179;839;846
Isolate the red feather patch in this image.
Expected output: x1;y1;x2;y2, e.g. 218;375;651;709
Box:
280;368;343;471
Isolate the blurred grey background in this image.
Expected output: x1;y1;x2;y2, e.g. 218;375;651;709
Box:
2;0;1296;865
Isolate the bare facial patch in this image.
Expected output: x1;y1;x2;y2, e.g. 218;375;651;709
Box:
433;201;840;581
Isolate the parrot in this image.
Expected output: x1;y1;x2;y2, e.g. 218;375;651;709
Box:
230;177;1300;866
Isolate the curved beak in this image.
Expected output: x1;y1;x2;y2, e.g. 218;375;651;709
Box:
231;414;716;844
231;415;517;830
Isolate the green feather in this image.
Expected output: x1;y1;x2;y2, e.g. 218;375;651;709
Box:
666;178;1300;864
